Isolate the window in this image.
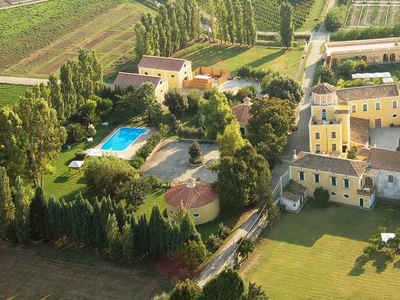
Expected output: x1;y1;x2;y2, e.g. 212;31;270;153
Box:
344;194;350;199
332;143;337;151
314;174;320;183
365;177;373;186
393;100;398;109
330;191;336;196
375;102;381;110
316;144;321;153
144;72;148;75
315;132;320;139
343;178;350;188
331;177;337;186
158;73;161;76
351;105;356;113
363;104;368;112
171;75;175;78
169;210;174;215
298;171;305;181
331;132;336;138
388;175;394;183
193;213;200;218
322;109;327;120
393;114;398;118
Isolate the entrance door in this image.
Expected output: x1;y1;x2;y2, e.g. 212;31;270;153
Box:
375;118;382;128
359;198;364;207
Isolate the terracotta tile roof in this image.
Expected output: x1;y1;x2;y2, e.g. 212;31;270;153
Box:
356;147;371;157
138;55;189;72
329;150;342;157
350;117;370;145
164;181;218;209
311;83;336;94
367;148;400;172
283;181;307;202
231;99;252;123
114;72;163;88
290;152;368;177
336;84;399;102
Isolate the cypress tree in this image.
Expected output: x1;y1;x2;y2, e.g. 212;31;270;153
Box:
30;186;47;240
0;167;16;242
45;196;58;240
106;214;122;262
149;206;162;258
93;198;105;248
115;201;127;232
60;199;71;240
80;197;94;246
137;214;149;256
121;221;134;263
13;176;30;244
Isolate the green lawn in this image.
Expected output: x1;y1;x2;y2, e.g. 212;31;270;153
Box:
0;84;29;108
297;0;331;32
242;200;400;299
174;42;303;78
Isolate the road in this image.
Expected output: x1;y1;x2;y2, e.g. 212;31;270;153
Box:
0;76;49;86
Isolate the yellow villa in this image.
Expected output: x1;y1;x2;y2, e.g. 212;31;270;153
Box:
289;152;376;208
137;55;193;89
325;37;400;67
309;82;400;155
113;72;168;104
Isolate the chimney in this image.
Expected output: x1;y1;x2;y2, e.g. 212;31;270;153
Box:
293;150;297;160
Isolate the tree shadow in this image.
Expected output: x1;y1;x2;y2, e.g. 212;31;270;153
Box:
53;176;69;184
247;50;286;69
392;259;400;269
371;251;390;274
76;177;86;184
348;255;368;276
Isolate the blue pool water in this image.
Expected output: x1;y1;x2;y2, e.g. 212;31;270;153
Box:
100;127;149;151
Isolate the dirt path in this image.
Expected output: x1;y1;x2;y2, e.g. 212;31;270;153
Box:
0;245;169;299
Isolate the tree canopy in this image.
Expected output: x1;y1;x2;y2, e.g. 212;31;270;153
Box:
217;120;247;157
265;76;304;104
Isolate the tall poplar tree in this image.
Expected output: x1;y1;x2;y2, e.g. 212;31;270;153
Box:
243;0;256;46
106;214;122;262
30;186;47;239
280;1;294;49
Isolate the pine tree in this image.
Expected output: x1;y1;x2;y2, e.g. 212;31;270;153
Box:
13;176;30;244
30;186;47;240
0;167;16;241
106;214;122;262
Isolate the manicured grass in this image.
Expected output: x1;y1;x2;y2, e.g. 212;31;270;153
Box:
241;200;400;299
174;42;303;78
135;187;169;218
0;84;29;108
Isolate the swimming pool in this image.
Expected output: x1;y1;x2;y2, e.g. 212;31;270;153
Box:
100;127;149;152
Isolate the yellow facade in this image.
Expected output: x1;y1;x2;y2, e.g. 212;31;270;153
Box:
325;37;400;67
348;96;400;128
139;64;193;89
166;200;220;225
290;165;373;208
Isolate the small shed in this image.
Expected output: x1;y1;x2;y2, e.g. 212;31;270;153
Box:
68;160;84;172
164;178;220;225
281;181;307;212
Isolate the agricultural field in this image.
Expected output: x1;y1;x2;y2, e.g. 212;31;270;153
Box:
344;0;400;27
0;243;170;299
253;0;316;31
174;42;303;78
0;84;28;108
241;200;400;299
0;0;152;81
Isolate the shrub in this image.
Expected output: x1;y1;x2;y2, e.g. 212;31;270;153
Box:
206;233;224;253
74;150;87;160
218;222;232;239
325;7;346;32
177;126;205;139
188;141;202;165
313;187;329;207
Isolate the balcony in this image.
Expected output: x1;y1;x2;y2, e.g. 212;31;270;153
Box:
357;185;376;196
310;118;341;126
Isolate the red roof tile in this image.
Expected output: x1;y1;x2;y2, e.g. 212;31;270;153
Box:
164;181;218;209
231;100;252;123
368;148;400;172
113;72;163;88
311;83;336;94
138;55;188;72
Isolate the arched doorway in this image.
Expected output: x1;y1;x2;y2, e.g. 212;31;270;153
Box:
361;55;367;62
390;53;396;62
322;109;327;121
383;54;389;62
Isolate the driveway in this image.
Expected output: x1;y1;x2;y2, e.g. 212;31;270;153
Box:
370;128;400;150
140;139;219;183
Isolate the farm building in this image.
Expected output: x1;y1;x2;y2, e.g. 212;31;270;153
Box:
138;55;193;89
164;178;220;225
113;72;168;104
325;37;400;67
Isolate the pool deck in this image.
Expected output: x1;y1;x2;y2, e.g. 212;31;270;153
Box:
93;126;156;160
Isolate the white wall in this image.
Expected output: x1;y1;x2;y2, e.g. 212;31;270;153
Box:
375;169;400;200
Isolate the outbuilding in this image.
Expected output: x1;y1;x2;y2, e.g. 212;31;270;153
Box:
164;178;220;225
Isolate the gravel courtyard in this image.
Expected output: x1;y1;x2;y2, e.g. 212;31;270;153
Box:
140;139;219;183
